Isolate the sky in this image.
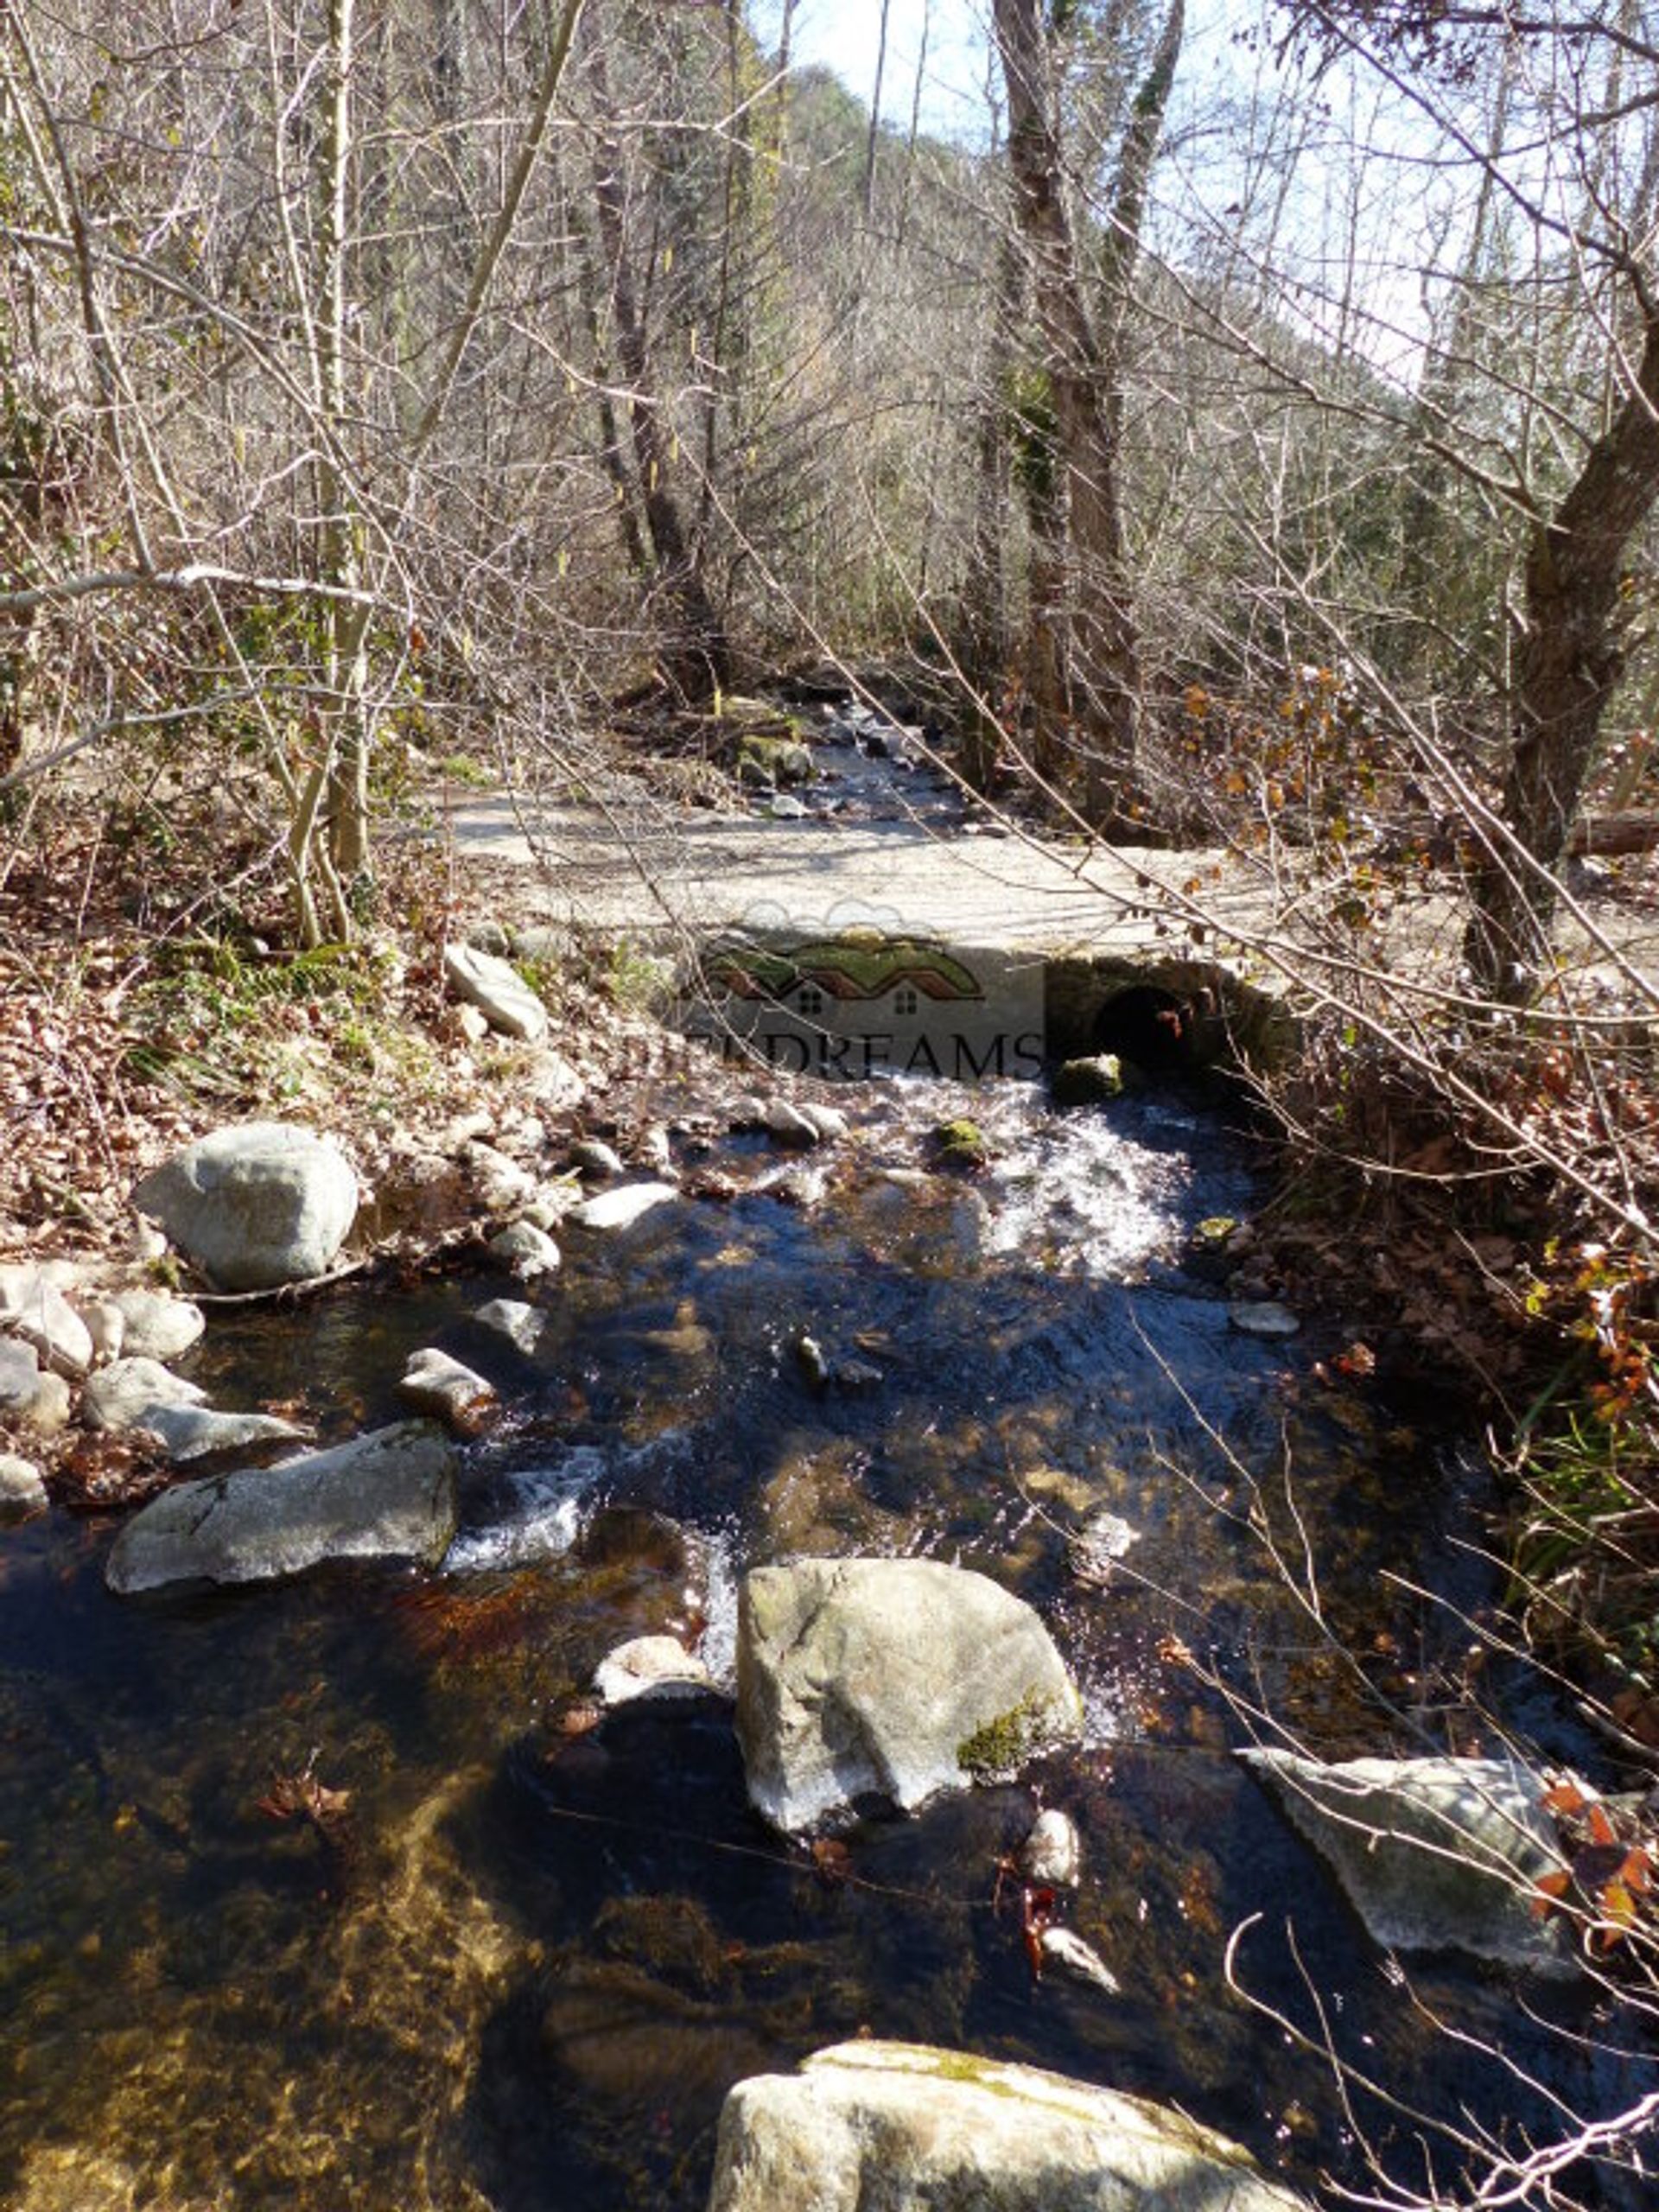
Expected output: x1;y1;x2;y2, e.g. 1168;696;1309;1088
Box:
748;0;993;141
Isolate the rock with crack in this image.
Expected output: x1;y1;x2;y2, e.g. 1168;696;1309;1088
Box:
132;1122;358;1291
1241;1749;1575;1972
736;1556;1082;1833
105;1421;458;1594
707;2041;1312;2212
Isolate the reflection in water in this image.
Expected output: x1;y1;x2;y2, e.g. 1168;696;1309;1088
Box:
0;1081;1636;2209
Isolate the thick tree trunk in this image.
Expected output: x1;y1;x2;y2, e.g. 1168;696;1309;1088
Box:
991;0;1179;828
1465;298;1659;996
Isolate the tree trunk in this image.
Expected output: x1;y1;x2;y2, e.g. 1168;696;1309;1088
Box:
318;0;372;889
1465;298;1659;995
992;0;1179;828
586;32;731;703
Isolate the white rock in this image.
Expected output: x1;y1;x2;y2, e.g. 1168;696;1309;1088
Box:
105;1421;459;1594
1242;1749;1573;1972
132;1123;358;1292
75;1297;127;1365
474;1298;550;1355
442;942;548;1042
486;1220;563;1278
737;1556;1084;1833
398;1346;497;1431
82;1357;209;1433
0;1452;48;1516
567;1182;678;1232
0;1265;94;1377
593;1635;715;1707
140;1403;310;1463
1039;1925;1121;1994
0;1338;71;1433
461;1139;537;1214
105;1288;205;1363
1020;1807;1083;1889
708;2042;1312;2212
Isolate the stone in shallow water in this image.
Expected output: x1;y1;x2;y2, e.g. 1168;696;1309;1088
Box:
1229;1300;1300;1338
1241;1749;1574;1972
486;1220;562;1277
567;1181;678;1232
139;1402;310;1464
105;1421;458;1593
1020;1807;1083;1889
398;1347;498;1433
736;1555;1082;1833
105;1287;206;1362
473;1297;550;1355
593;1635;714;1707
708;2042;1313;2212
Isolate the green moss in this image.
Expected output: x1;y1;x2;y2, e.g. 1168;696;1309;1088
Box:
933;1117;988;1168
957;1694;1048;1781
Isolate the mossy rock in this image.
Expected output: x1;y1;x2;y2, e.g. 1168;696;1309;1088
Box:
734;732;815;788
932;1118;988;1169
1052;1053;1125;1107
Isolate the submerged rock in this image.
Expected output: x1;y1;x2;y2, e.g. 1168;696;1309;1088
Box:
1229;1301;1300;1339
1039;1925;1122;1995
568;1181;678;1232
105;1421;458;1594
132;1122;358;1291
474;1297;551;1356
1020;1807;1083;1889
708;2042;1312;2212
736;1556;1082;1833
593;1635;714;1707
1242;1749;1573;1972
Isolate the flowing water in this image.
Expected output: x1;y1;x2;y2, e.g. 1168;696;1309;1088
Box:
0;1076;1637;2210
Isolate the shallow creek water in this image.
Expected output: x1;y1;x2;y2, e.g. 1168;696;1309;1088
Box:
0;1077;1637;2210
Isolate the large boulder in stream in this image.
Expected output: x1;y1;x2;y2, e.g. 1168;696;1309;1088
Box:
1241;1749;1573;1973
708;2042;1313;2212
736;1556;1082;1832
132;1122;359;1290
105;1421;457;1594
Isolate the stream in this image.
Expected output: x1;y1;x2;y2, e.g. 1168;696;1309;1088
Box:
0;1070;1639;2211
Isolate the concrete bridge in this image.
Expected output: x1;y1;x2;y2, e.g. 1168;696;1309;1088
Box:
443;779;1650;1077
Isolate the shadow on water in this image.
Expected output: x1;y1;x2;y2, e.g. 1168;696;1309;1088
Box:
0;1079;1648;2209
